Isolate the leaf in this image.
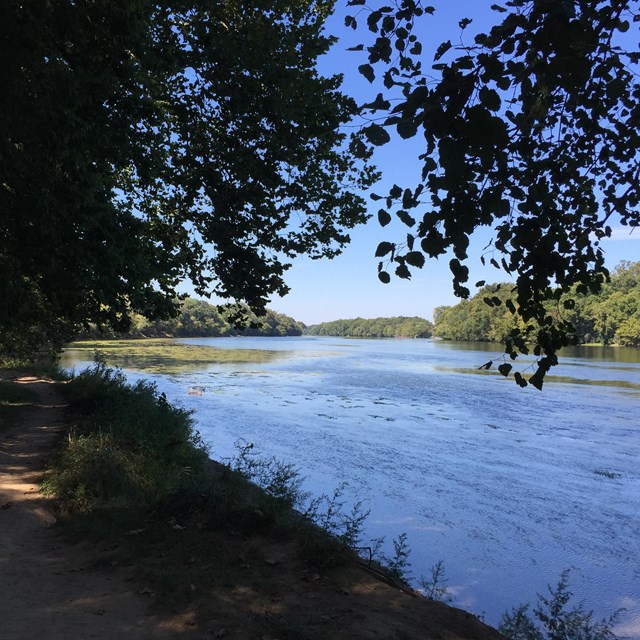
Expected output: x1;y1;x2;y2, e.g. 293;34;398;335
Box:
364;124;390;146
397;119;418;139
529;371;544;391
498;363;512;377
378;271;391;284
405;251;425;268
377;209;391;226
475;280;486;287
363;93;391;111
347;44;364;51
375;241;394;257
389;184;402;198
395;263;411;279
514;371;528;388
396;210;416;227
358;64;375;83
434;40;452;62
479;86;501;112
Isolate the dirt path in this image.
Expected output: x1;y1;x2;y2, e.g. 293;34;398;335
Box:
0;377;183;640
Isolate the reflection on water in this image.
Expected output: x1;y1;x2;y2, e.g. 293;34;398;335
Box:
61;339;291;375
438;339;640;364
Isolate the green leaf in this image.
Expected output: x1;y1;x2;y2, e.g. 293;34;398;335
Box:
514;371;528;388
377;209;392;227
358;64;375;83
397;119;418;139
405;251;425;268
529;372;544;391
479;86;501;111
434;40;452;62
389;184;402;198
375;241;394;257
364;124;390;146
498;363;512;377
396;210;416;227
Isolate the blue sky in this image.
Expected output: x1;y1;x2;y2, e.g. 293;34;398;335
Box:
194;2;640;325
262;2;640;325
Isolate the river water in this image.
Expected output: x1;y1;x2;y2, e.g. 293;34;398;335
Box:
61;337;640;637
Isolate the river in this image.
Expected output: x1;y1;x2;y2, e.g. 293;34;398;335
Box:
61;336;640;637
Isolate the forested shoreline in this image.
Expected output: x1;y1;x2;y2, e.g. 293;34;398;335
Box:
78;298;305;340
305;316;433;338
433;261;640;347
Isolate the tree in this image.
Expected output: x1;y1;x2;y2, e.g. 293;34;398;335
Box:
0;0;376;357
347;0;639;388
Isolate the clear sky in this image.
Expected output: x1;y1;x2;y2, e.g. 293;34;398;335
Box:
198;2;640;325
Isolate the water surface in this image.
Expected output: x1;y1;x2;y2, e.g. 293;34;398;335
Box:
62;337;640;637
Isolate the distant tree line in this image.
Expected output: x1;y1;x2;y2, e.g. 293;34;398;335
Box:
78;298;305;339
434;261;640;347
305;316;433;339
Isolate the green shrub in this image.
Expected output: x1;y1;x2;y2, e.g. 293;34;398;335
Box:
499;570;621;640
46;362;208;517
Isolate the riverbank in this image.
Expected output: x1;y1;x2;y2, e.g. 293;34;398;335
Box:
0;366;503;639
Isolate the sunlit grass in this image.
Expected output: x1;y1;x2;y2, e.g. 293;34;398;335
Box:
61;339;290;374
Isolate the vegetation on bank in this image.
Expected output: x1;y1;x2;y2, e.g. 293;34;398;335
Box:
44;362;395;575
498;570;620;640
433;261;640;347
305;316;433;339
78;298;305;340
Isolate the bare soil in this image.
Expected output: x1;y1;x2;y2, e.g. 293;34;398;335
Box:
0;372;504;640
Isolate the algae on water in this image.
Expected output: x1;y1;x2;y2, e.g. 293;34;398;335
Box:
61;339;289;375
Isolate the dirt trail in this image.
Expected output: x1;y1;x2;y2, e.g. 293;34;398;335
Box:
0;377;183;640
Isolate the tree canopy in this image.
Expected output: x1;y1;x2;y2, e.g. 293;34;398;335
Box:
433;261;640;348
305;315;433;338
0;0;376;357
347;0;639;387
79;297;305;339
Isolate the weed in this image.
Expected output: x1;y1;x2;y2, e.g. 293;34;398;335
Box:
594;469;622;480
419;560;452;602
381;532;412;582
499;570;621;640
46;362;208;521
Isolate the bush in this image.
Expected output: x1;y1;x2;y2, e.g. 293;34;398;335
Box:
46;362;209;516
499;570;621;640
